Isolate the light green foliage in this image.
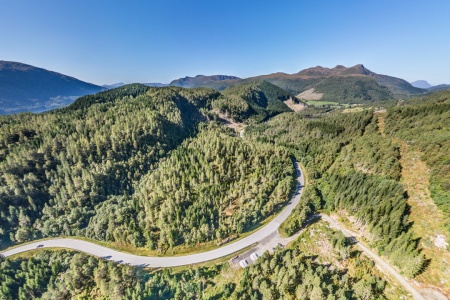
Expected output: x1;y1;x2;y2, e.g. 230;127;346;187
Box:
385;91;450;234
233;246;387;299
0;250;222;300
0;246;389;300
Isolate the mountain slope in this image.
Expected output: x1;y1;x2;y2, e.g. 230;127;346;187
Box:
264;64;425;101
427;84;450;92
0;61;104;114
183;65;426;103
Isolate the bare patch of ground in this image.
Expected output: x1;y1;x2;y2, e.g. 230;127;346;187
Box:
223;199;238;217
333;210;373;242
354;163;373;174
434;235;449;249
212;110;246;132
284;97;306;112
296;88;324;100
420;288;448;300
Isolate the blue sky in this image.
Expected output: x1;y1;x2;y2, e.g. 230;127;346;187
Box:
1;0;449;85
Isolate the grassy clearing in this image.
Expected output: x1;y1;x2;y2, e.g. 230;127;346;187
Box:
342;106;366;113
399;141;450;296
304;100;341;106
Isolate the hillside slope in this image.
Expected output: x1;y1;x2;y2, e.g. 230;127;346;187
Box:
170;75;240;88
212;80;293;123
0;61;104;114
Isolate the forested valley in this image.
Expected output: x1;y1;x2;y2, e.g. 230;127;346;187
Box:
1;83;449;299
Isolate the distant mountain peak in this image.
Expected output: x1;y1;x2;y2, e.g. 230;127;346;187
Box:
411;80;432;89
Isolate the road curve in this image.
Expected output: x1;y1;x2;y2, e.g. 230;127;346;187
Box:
1;160;304;268
321;214;426;300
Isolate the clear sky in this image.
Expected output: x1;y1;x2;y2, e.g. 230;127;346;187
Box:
1;0;449;85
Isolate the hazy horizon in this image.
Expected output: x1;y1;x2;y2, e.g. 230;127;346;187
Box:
1;0;449;86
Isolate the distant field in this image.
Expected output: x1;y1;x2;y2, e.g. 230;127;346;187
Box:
304;100;342;107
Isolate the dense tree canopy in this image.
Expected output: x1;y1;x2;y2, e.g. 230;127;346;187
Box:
0;84;295;251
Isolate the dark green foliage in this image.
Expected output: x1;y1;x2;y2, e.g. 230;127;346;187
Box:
261;77;322;95
326;170;407;235
336;117;402;181
84;125;294;250
212;81;292;123
279;184;321;237
315;76;393;104
0;85;294;250
0;250;221;300
60;83;150;111
246;110;373;178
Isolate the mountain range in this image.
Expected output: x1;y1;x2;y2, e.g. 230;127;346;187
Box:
0;61;104;114
411;79;450;92
2;60;449;114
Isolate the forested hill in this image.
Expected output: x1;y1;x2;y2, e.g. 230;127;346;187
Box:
169;75;240;88
0;84;295;251
211;81;294;123
0;85;219;245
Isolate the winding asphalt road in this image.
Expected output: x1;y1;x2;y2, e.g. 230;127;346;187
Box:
1;160;304;268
